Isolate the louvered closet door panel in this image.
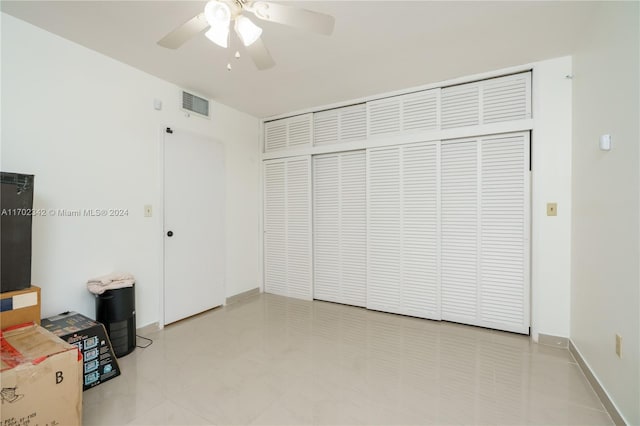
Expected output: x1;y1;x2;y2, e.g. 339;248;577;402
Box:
340;105;367;142
313;105;367;146
263;161;287;296
402;90;439;132
368;99;402;137
313;151;367;307
441;84;480;129
440;139;479;323
286;157;312;300
401;143;439;319
339;151;367;306
313;155;341;302
288;114;313;148
479;133;529;333
313;111;339;146
482;73;531;124
367;147;402;312
264;121;287;152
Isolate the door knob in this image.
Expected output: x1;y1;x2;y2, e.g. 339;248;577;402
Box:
167;231;173;237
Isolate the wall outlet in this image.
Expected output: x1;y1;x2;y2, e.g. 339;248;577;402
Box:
144;205;153;218
615;334;622;357
547;202;558;216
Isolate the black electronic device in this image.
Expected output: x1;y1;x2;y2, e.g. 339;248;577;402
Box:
1;172;34;293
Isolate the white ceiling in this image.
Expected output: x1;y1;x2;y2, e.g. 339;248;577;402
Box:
2;1;598;118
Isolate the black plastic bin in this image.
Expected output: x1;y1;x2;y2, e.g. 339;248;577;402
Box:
95;285;136;357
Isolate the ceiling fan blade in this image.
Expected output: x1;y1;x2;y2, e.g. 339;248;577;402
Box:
246;38;276;70
249;2;335;36
158;13;209;49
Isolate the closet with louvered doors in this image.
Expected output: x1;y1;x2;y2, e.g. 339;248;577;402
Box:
263;156;312;300
313;151;367;307
262;71;532;334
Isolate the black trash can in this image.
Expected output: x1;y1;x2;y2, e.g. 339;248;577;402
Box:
95;285;136;358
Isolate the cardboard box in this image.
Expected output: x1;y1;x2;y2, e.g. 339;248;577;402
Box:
41;312;121;391
0;323;82;426
0;286;41;329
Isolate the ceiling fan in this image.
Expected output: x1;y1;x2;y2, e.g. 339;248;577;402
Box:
157;0;335;70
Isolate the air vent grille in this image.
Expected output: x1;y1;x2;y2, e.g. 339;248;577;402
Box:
182;91;210;117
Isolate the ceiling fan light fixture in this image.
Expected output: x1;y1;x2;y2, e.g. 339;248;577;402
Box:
204;0;231;26
252;2;270;20
205;26;229;48
235;16;263;47
203;0;231;48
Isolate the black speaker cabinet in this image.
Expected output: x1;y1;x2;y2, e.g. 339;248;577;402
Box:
95;285;136;357
1;172;34;293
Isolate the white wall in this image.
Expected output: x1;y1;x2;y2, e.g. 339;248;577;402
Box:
530;57;573;340
1;13;261;328
571;2;639;424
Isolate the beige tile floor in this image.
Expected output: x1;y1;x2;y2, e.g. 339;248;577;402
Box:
84;293;613;425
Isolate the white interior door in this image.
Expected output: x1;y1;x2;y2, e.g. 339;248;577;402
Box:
164;128;225;325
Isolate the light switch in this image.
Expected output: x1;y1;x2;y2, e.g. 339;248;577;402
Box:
547;203;557;216
144;205;153;217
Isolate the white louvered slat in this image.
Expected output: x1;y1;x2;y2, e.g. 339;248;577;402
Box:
338;151;367;306
402;90;439;132
367;142;440;319
368;99;402;137
313;155;341;302
268;72;530;152
264;161;286;296
339;104;367;142
263;156;312;300
264;114;312;152
482;73;531;124
313;104;366;146
367;147;402;312
441;84;480;129
313;151;367;307
479;133;528;333
286;157;312;300
313;110;339;146
440;72;531;130
401;143;439;319
288;114;313;147
367;90;439;138
440;138;478;323
264;121;287;152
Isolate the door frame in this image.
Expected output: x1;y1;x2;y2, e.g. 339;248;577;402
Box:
157;127;166;328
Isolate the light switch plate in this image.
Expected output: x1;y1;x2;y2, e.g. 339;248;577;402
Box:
616;334;622;357
144;205;153;217
547;203;557;216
